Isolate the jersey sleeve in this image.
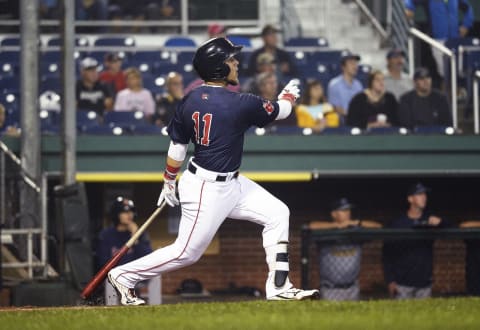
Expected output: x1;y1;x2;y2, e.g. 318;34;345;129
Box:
166;100;193;144
241;93;280;128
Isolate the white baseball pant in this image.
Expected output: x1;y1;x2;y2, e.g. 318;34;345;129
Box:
109;163;293;298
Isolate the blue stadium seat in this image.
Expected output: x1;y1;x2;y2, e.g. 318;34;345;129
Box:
0;91;19;111
284;37;328;47
0;76;19;93
356;64;371;86
39;110;60;134
176;51;196;66
131;51;172;65
94;37;135;47
310;50;343;64
47;36;89;47
104;111;148;129
164;37;196;48
5;108;20;127
320;126;360;135
40;76;62;93
0;51;20;64
40;62;60;77
366;127;408;135
413;126;455;135
226;36;252;48
131;124;164;135
0;37;20;46
82;125;128;135
77;110;100;132
267;125;304;135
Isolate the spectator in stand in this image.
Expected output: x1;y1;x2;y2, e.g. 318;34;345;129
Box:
207;23;226;39
404;0;474;78
153;72;184;127
327;52;363;123
97;196;152;271
247;24;296;78
382;183;449;300
114;67;155;119
459;220;480;296
257;72;297;126
384;49;413;101
310;198;381;301
242;52;279;95
397;67;452;129
75;0;108;33
0;103;20;137
295;79;339;132
99;53;127;95
76;57;113;115
347;70;398;130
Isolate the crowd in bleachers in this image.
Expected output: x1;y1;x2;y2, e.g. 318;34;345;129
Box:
1;19;479;137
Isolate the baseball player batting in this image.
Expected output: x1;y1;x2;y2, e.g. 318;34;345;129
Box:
107;37;319;305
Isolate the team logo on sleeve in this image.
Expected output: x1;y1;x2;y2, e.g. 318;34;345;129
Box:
201;93;209;100
263;101;274;114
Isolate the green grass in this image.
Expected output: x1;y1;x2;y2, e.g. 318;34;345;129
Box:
1;298;479;330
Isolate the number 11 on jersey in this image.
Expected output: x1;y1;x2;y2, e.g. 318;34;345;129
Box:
192;112;212;146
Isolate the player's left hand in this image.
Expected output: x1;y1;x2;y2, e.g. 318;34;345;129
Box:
158;179;179;207
278;79;300;104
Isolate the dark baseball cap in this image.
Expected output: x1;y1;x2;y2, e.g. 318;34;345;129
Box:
341;51;361;64
413;67;431;80
407;183;431;196
105;52;122;62
331;197;355;211
386;48;406;59
261;24;280;36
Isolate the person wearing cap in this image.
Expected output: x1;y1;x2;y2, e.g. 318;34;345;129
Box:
382;183;448;300
207;23;226;39
383;49;413;101
397;67;452;130
96;196;152;270
327;52;363;122
246;24;296;78
347;69;398;130
153;71;184;127
99;52;127;94
310;198;381;301
242;52;281;95
76;57;113;115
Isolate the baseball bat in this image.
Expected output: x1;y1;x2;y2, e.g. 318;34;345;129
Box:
80;201;167;299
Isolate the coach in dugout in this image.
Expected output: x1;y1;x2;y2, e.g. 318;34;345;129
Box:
310;198;381;301
382;183;449;299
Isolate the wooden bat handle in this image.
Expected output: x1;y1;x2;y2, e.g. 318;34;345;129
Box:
80;201;167;299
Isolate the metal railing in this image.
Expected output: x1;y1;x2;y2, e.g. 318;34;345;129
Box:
408;27;458;129
280;0;302;41
473;71;480;134
390;0;410;61
353;0;389;41
0;141;49;279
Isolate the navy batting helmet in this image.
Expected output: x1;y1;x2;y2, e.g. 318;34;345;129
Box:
193;37;242;82
110;196;137;226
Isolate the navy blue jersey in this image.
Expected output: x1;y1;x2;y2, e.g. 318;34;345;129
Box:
167;85;280;172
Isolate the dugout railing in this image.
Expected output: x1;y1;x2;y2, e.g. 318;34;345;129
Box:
301;227;480;298
0;141;49;282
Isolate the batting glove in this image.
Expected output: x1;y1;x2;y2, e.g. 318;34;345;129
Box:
158;178;179;207
278;79;300;104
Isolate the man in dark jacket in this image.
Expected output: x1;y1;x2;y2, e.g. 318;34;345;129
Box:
397;68;452;129
382;183;449;299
